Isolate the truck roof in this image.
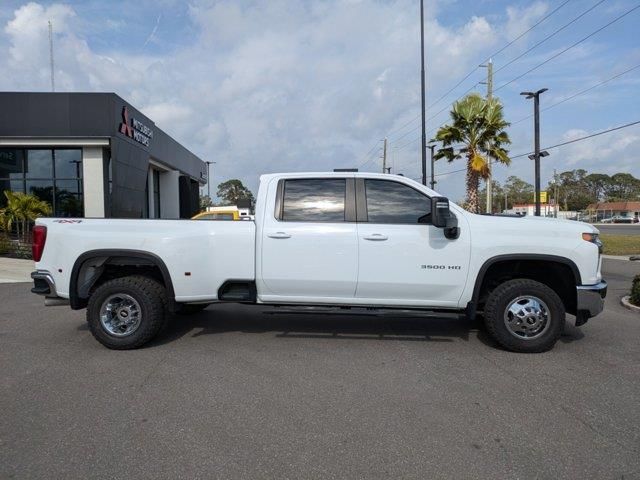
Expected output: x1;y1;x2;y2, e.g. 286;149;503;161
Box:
259;171;414;182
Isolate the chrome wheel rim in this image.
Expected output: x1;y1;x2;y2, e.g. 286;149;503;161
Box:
503;295;550;340
99;293;142;337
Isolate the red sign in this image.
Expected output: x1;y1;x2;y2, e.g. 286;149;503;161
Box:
119;106;133;138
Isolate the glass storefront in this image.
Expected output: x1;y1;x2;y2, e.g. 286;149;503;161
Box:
0;148;84;217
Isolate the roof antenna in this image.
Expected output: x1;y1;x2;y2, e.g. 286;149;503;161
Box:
48;20;55;92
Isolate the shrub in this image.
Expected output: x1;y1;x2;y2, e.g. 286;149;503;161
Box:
0;233;10;255
631;275;640;307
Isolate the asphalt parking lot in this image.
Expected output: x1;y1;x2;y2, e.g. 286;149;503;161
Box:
1;259;639;479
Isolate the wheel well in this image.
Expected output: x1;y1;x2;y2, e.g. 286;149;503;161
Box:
70;250;174;310
474;259;578;315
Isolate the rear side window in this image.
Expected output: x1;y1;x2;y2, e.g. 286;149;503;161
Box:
282;178;345;222
364;179;431;224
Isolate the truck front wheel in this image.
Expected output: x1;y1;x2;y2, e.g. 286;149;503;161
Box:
484;278;565;353
86;275;167;350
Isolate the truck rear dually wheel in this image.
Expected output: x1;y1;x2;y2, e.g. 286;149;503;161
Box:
484;278;565;353
86;275;167;350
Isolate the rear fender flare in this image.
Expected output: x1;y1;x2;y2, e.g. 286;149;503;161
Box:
69;249;175;309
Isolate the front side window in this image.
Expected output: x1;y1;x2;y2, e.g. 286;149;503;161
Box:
282;178;345;222
365;179;431;224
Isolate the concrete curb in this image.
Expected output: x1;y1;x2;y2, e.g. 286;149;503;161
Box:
602;255;639;261
621;296;640;313
0;256;34;283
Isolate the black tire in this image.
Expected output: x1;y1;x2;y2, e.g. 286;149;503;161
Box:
484;278;565;353
175;303;210;315
86;275;167;350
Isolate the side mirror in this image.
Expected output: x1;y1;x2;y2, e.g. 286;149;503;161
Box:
431;196;451;228
430;196;460;239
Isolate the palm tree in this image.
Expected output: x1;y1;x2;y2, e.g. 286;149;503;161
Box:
0;191;52;242
433;93;511;213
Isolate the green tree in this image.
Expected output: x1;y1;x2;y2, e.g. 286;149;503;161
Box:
199;195;214;211
551;170;592;211
503;175;534;209
216;179;255;206
583;173;611;203
0;190;52;242
478;180;505;213
603;173;640;201
433;94;511;213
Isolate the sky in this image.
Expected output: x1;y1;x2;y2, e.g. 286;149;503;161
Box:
0;0;638;202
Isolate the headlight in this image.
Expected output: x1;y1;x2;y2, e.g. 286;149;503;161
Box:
582;232;603;254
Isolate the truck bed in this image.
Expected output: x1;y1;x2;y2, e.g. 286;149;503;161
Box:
35;218;256;302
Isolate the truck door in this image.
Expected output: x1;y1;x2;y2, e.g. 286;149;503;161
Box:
355;178;470;308
259;177;358;301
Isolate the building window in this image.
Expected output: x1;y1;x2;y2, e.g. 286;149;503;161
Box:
0;148;83;217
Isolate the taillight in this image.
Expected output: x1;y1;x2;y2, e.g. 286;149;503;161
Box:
32;225;47;262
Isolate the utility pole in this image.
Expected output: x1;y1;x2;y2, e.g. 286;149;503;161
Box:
480;59;493;213
382;138;388;174
521;88;548;217
48;20;55;92
420;0;427;186
427;144;436;190
553;169;559;218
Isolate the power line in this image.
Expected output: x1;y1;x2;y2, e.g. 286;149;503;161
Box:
387;113;421;137
386;1;573;142
488;0;573;60
511;63;640;125
391;81;481;148
510;119;640;159
421;0;572;115
494;0;606;75
495;3;640;92
435;166;467;178
357;140;382;168
430;120;640;177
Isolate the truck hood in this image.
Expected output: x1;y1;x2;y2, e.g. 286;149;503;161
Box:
462;212;599;236
517;215;599;234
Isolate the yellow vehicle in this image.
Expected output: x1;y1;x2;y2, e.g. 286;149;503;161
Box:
192;208;239;221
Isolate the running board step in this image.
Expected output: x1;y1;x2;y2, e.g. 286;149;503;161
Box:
262;306;461;318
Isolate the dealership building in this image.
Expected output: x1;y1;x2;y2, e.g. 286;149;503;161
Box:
0;92;207;219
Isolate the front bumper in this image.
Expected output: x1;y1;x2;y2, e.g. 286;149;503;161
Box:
576;280;607;318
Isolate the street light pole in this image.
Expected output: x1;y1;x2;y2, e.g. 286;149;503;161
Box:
520;88;548;217
427;144;436;190
420;0;427;186
205;161;215;201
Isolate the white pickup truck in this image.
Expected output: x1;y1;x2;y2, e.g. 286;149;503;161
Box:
31;172;606;352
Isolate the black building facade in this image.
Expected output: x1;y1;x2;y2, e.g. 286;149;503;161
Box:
0;92;206;218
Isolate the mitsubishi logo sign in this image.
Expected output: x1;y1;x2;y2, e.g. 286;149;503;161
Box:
118;106;153;147
119;106;133;137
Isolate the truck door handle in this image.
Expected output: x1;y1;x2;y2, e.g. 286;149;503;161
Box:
268;232;291;239
363;234;388;241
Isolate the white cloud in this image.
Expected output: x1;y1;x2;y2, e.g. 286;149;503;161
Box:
0;0;635;200
504;1;548;43
559;126;640;174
